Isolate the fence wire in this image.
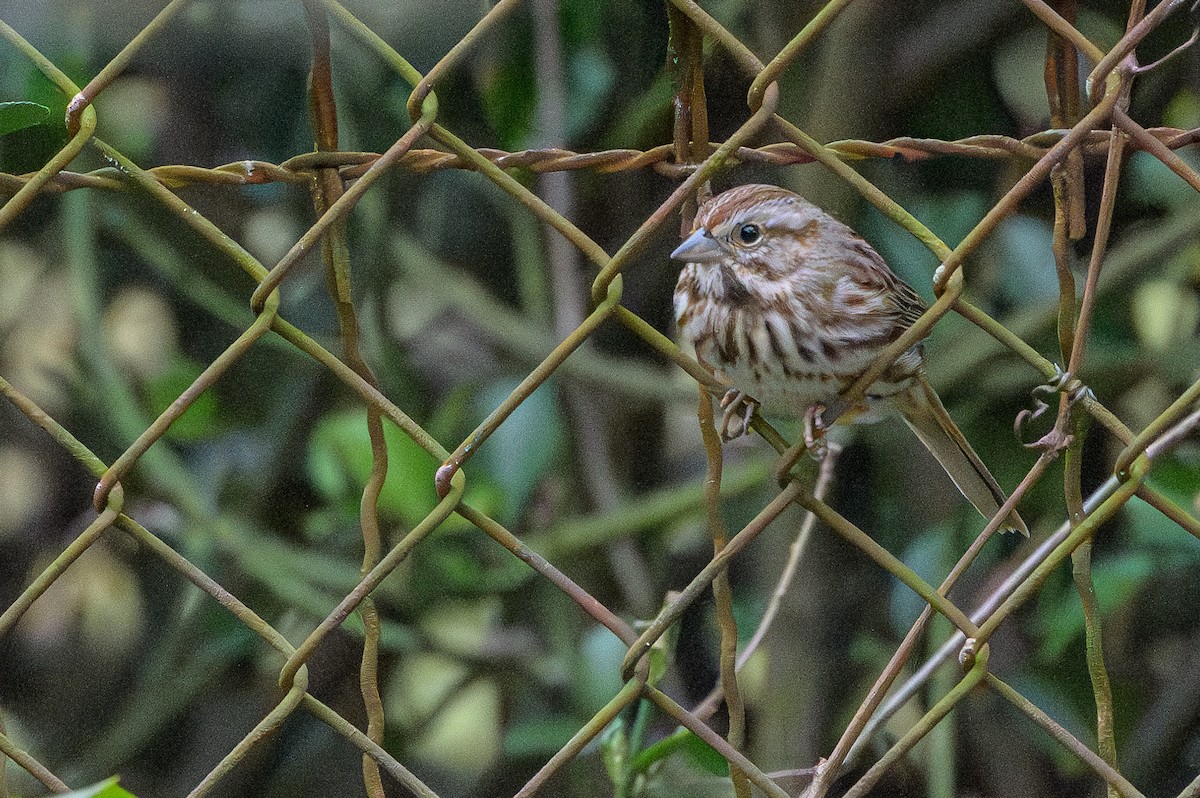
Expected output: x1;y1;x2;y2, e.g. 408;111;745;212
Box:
1;1;1199;797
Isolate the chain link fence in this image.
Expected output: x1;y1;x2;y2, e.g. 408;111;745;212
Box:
2;1;1200;796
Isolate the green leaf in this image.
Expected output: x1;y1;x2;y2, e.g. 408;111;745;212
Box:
307;410;502;531
1;69;70;173
307;410;438;525
631;594;682;691
1122;492;1200;565
1036;552;1156;662
600;716;629;785
574;624;628;714
145;358;221;442
472;379;566;521
0;100;50;136
677;729;730;776
630;729;728;776
49;776;138;798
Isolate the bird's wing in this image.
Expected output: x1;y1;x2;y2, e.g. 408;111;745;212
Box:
887;277;927;329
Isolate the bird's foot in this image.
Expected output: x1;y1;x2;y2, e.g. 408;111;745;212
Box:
718;389;758;441
803;404;830;461
773;404;829;487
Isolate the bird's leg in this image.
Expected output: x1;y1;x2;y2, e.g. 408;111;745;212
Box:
773;403;828;487
718;389;758;441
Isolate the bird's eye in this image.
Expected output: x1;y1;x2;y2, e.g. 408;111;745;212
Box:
737;223;762;245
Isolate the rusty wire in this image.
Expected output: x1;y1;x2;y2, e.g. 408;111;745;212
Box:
1;1;1200;797
2;127;1199;198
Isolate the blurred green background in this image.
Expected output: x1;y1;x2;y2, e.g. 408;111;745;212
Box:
1;1;1200;796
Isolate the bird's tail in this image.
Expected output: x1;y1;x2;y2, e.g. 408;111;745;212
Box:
897;374;1028;535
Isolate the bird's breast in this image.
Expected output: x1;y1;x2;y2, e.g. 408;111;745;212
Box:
673;263;921;416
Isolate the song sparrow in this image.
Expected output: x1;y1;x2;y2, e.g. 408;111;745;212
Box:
672;184;1027;534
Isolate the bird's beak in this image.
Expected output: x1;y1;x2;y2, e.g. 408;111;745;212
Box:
671;228;724;262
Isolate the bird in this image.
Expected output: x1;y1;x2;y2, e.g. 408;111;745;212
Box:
672;183;1027;534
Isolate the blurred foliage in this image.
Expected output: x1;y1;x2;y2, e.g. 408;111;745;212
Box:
56;777;140;798
1;1;1199;797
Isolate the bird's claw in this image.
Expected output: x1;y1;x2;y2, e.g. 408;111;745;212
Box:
718;389;758;441
803;404;829;462
772;403;829;487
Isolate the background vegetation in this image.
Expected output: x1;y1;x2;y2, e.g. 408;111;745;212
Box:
1;1;1199;797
